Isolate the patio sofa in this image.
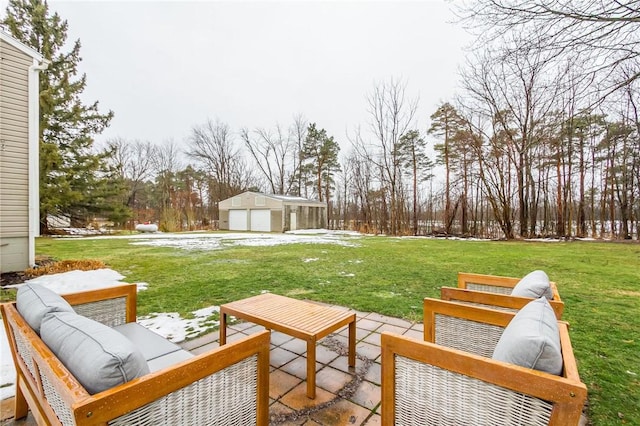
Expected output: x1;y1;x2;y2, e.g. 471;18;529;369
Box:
441;270;565;318
381;297;586;425
1;283;270;425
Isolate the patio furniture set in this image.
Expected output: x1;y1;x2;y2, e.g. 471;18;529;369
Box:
2;270;586;425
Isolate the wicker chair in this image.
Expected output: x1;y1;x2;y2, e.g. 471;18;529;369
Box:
442;271;565;318
2;284;270;425
380;298;586;425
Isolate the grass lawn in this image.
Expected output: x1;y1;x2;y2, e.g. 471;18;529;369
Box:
7;233;639;425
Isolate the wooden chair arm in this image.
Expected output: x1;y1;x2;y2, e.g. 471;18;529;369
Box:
441;287;565;319
457;272;520;290
457;272;562;301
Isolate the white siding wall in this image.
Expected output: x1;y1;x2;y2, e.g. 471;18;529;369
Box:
0;40;32;272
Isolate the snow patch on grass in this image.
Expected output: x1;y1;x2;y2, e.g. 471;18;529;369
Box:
78;230;362;251
138;306;220;343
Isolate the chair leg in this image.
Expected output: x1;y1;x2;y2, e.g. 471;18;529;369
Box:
14;375;28;420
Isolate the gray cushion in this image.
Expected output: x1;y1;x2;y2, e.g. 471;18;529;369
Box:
16;283;75;335
147;350;194;372
41;312;150;394
114;322;193;371
492;297;563;375
511;270;553;299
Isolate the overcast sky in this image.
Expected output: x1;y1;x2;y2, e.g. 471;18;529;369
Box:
1;0;470;156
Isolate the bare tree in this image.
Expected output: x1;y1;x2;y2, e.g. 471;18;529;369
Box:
457;1;640;97
187;119;252;219
346;130;377;233
153;139;183;231
367;78;419;235
290;114;308;196
107;138;156;206
459;45;561;237
240;123;298;195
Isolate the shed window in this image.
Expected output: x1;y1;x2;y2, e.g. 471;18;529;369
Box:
255;196;266;206
232;197;241;207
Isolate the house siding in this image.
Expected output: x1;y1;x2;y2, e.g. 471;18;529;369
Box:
0;38;33;272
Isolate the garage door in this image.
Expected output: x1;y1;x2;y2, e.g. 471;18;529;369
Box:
228;210;248;231
250;209;271;232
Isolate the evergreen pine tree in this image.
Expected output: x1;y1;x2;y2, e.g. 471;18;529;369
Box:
398;130;433;235
301;123;340;202
3;0;115;232
428;102;466;234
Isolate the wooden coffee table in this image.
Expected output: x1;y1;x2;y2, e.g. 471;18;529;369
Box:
220;293;356;399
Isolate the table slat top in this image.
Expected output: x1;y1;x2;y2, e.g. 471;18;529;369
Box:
221;293;354;336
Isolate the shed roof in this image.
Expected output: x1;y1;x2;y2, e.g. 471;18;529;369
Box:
0;28;44;62
268;194;322;203
234;191;326;206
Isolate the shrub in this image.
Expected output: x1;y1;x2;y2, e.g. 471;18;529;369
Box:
25;259;106;277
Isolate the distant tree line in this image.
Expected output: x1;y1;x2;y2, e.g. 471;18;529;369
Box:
4;0;639;239
103;117;340;232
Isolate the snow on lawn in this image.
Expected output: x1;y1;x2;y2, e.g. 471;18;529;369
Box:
138;306;220;343
1;269;218;401
129;231;361;250
76;229;363;251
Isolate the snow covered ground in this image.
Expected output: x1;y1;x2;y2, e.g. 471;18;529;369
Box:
0;230;364;401
78;229;364;250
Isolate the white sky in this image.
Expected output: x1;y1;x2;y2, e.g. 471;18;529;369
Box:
0;0;470;154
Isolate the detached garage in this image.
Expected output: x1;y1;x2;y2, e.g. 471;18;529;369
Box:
219;192;327;232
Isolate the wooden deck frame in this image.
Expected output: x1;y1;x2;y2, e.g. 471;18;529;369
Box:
2;284;271;425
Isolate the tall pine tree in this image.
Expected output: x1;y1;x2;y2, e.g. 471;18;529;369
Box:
398;130;433;236
428;102;466;234
3;0;115;232
301;123;340;203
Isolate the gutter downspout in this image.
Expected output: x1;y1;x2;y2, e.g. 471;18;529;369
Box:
28;59;48;267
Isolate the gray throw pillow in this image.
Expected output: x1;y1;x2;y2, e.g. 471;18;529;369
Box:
492;297;563;375
511;270;553;299
41;311;150;394
16;283;75;335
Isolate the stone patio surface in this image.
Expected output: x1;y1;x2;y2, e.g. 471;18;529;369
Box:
1;304;423;426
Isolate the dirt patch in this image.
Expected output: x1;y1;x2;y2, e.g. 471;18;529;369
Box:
0;271;27;287
0;256;57;288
